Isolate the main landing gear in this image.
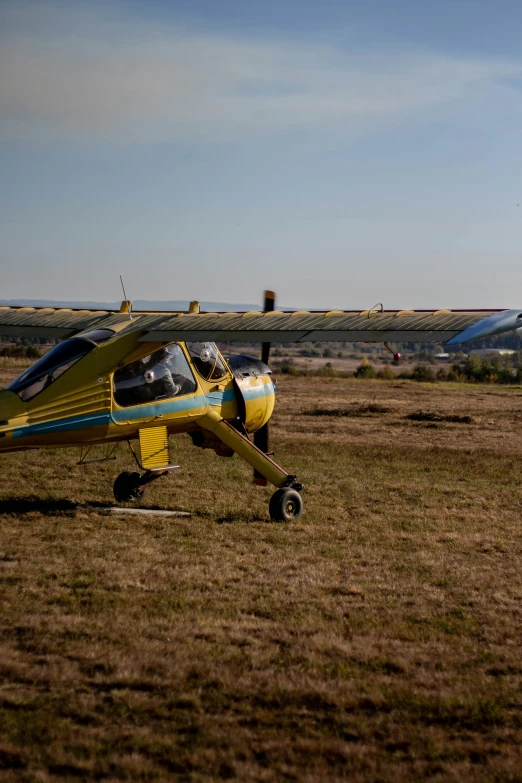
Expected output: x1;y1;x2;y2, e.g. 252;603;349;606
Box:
114;469;304;521
114;413;305;520
113;469;304;521
113;470;167;503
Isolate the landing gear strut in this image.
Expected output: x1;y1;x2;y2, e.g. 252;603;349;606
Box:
113;470;167;503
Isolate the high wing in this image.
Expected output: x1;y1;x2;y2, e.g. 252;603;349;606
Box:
0;306;132;339
1;305;521;345
137;308;522;345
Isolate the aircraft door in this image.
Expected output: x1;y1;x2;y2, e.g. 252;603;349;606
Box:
111;344;205;426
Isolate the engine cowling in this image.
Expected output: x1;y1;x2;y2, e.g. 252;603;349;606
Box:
226;354;275;434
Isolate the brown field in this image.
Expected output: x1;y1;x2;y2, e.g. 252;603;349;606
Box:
1;358;522;782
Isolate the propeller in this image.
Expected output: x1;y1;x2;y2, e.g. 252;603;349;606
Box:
261;289;275;365
253;290;275;485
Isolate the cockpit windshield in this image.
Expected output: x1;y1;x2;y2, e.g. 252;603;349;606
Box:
186;342;227;381
8;337;98;402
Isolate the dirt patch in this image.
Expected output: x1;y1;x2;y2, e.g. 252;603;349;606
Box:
406;410;473;424
303;403;392;417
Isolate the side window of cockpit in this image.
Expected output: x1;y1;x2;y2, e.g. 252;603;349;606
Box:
186;342;227;381
8;338;94;402
113;344;197;408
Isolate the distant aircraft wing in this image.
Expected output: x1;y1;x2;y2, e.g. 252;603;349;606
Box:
1;305;521;344
138;308;522;345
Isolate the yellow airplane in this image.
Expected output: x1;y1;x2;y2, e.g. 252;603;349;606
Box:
0;294;520;520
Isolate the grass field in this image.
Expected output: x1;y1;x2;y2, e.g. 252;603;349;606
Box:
1;359;522;781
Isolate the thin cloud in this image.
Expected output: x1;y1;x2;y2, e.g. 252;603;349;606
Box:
1;0;521;142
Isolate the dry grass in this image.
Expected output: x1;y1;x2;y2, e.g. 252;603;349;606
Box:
1;363;522;781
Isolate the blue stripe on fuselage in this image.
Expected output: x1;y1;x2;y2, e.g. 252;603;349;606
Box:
12;411;112;439
206;379;274;406
111;393;208;422
243;381;275;401
205;388;236;406
11;380;274;440
12;395;209;439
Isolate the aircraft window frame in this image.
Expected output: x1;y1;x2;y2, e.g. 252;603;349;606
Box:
185;342;228;382
75;328;115;345
112;343;198;409
8;338;95;402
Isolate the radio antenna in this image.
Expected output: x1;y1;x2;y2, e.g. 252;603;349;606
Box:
119;275;132;320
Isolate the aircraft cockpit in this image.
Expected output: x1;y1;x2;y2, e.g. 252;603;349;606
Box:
113;344;197;407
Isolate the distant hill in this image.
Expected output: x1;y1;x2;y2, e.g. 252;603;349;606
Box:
0;299;265;312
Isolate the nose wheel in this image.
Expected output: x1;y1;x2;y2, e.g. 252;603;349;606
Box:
269;488;303;522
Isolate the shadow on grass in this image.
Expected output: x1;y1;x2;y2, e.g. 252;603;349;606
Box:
0;496;184;517
216;511;271;525
0;495;268;523
0;496;79;516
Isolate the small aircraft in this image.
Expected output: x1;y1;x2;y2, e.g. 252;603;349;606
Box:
0;294;520;520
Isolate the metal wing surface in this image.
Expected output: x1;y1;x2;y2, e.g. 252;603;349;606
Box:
2;306;521;345
140;308;522;345
0;306;134;338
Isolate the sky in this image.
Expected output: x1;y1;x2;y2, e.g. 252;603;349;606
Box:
1;0;522;309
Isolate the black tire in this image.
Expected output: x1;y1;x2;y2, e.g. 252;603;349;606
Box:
269;488;303;522
113;471;144;503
